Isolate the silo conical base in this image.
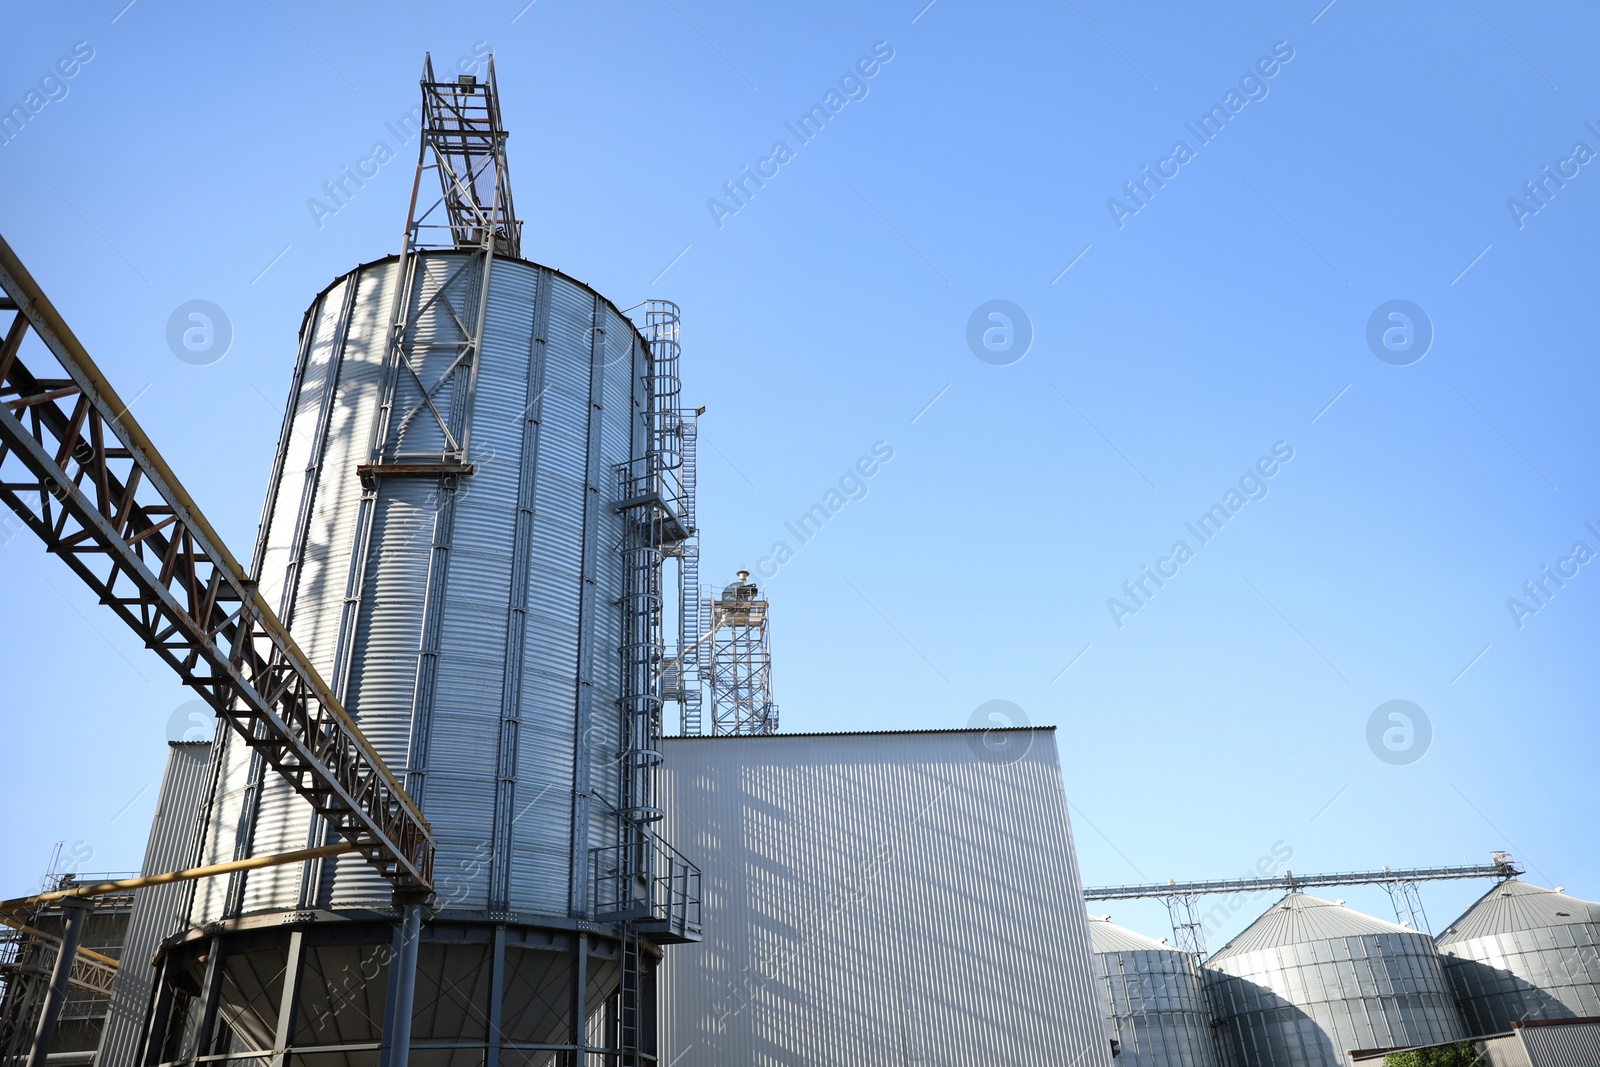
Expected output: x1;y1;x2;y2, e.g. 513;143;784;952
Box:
141;912;654;1066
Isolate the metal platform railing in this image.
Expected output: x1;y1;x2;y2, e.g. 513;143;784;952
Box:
591;833;703;944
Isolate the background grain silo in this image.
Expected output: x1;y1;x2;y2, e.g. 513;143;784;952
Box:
1436;880;1600;1035
1205;893;1466;1067
1089;915;1219;1067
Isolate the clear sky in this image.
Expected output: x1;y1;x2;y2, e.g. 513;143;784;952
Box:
0;1;1594;950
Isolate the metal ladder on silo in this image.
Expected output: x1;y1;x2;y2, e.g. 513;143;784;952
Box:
618;927;644;1065
679;545;703;736
678;415;703;736
679;409;697;533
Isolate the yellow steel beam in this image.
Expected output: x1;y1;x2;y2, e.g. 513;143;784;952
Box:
0;843;357;914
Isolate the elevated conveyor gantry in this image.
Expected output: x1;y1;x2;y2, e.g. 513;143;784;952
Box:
0;235;434;897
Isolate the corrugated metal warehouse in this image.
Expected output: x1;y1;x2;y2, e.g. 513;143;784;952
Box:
658;728;1109;1066
93;742;212;1067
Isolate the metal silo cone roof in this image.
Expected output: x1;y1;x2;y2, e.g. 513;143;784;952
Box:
1436;880;1600;945
1088;915;1181;955
1209;892;1415;960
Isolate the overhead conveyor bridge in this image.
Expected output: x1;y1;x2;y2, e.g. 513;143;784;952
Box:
0;234;435;897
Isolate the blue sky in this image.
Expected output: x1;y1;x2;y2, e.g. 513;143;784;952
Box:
0;1;1594;948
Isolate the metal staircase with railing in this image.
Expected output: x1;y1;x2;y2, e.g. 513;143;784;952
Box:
607;299;703;1063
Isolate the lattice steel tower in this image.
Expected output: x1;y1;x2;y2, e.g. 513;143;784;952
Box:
706;571;778;735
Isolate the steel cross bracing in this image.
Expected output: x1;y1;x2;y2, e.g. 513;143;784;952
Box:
1083;858;1523;901
1382;878;1432;933
0;235;434;894
0;914;120;998
1161;894;1207;962
0;890;130;1064
363;54;521;473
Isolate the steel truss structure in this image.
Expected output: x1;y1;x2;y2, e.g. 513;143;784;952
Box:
415;56;519;259
0;915;117;1000
0;238;434;896
1086;855;1523;961
317;55;522;876
0;879;133;1066
365;52;518;475
299;58;519;893
706;571;777;735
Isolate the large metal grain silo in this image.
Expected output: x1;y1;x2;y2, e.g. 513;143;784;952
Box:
1089;915;1219;1067
130;57;700;1067
190;250;651;920
1436;880;1600;1035
1205;893;1466;1067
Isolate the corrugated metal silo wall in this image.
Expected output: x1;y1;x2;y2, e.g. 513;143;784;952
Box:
1098;948;1219;1067
1206;933;1467;1067
1518;1021;1600;1067
97;741;216;1067
1440;927;1600;1036
190;253;645;923
658;729;1111;1067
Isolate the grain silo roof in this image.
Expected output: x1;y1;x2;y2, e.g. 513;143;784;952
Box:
1088;915;1180;954
1436;880;1600;946
1209;892;1416;960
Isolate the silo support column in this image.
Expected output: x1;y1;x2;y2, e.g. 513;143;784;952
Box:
268;931;305;1067
25;897;93;1067
136;956;176;1067
195;941;229;1059
383;904;424;1067
486;925;505;1067
570;934;589;1059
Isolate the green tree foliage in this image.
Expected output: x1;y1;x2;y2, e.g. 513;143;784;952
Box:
1383;1040;1481;1067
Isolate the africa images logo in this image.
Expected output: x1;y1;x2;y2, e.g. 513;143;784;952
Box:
1365;700;1432;766
166;699;214;744
966;700;1033;764
166;300;233;366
